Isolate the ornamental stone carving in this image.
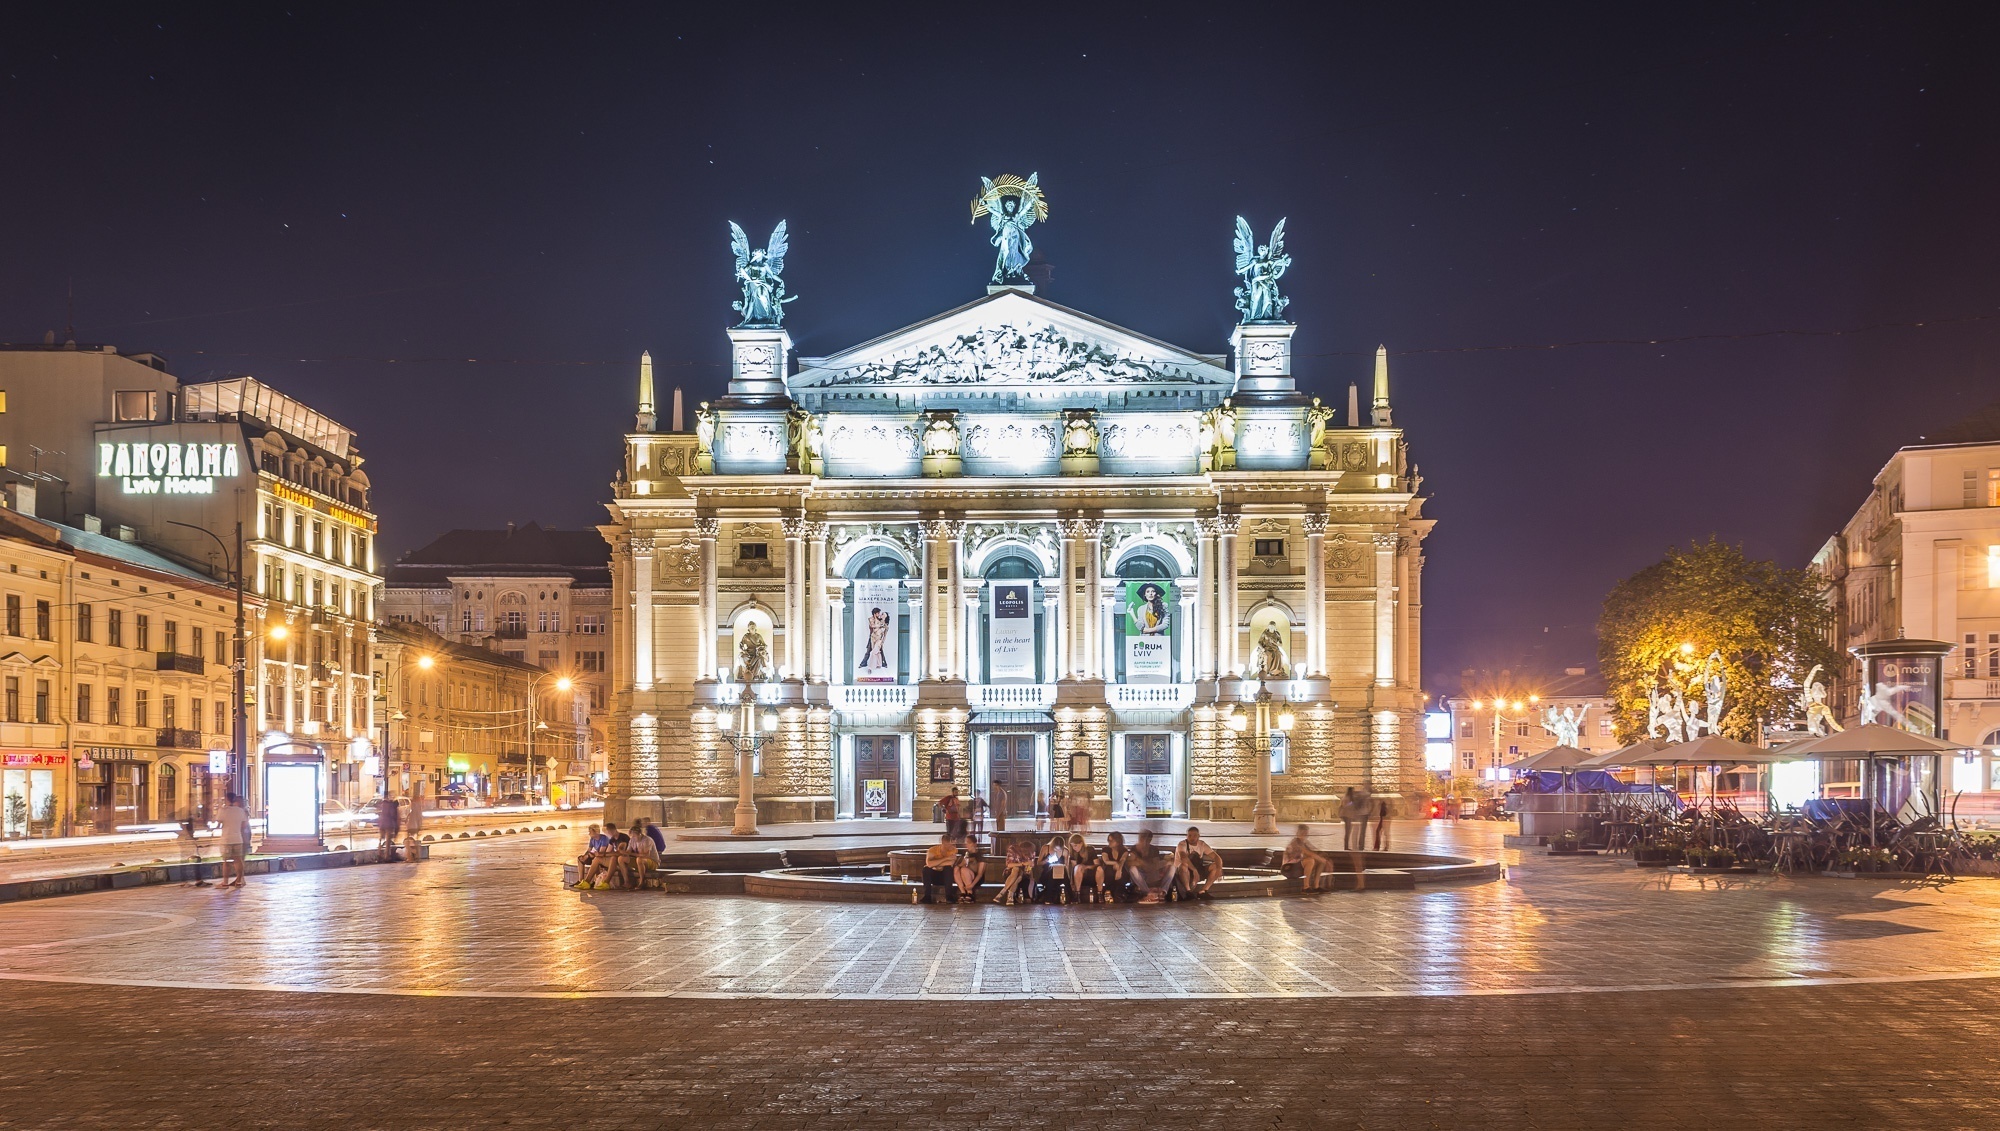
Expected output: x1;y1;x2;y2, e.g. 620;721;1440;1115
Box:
828;523;923;569
1323;531;1365;580
1100;520;1199;572
1101;417;1196;458
824;418;922;461
1340;441;1368;472
962;419;1059;459
664;534;701;582
813;322;1205;388
963;522;1061;574
1300;513;1329;535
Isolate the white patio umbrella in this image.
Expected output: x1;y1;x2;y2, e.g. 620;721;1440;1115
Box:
1775;724;1965;844
1499;745;1597;774
1579;739;1664;769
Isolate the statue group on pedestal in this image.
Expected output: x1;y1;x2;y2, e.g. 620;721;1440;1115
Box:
728;220;794;328
1647;650;1727;743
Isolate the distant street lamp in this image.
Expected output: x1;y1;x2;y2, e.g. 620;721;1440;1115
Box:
1225;678;1294;835
712;683;777;836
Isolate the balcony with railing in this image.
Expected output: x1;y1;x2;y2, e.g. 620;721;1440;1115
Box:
494;623;529;640
1107;683;1195;711
1951;678;2000;702
155;652;206;675
828;684;918;712
969;683;1056;711
156;728;203;749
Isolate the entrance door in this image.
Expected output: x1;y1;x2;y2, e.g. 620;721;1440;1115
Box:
989;734;1037;816
1124;734;1175;817
854;735;900;817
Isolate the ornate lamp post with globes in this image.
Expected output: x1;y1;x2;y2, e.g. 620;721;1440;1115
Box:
1224;678;1294;835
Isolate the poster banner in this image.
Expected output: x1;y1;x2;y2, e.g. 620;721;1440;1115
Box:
988;583;1036;680
1865;654;1941;736
852;580;900;683
1123;580;1175;682
862;779;888;813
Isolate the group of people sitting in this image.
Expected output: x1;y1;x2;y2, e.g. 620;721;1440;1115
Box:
918;826;1227;905
572;819;667;890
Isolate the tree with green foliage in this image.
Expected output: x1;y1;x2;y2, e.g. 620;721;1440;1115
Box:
1598;538;1840;744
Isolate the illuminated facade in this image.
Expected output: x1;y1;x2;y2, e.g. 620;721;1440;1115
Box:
605;281;1431;828
1813;427;2000;808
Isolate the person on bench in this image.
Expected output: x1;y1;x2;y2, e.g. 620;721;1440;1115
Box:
1172;827;1224;899
1281;824;1330;888
1101;831;1135;902
1067;834;1105;903
995;837;1035;904
953;839;985;904
918;833;958;904
1131;829;1170;904
627;824;660;888
573;824;610;889
1036;836;1073;904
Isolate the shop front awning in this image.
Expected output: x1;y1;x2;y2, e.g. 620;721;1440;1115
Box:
967;711;1055;732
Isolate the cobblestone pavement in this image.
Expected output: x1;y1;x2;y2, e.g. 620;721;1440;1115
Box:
1;977;1996;1130
3;823;1998;1128
0;822;1996;999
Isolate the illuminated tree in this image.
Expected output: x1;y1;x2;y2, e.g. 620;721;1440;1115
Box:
1597;538;1839;743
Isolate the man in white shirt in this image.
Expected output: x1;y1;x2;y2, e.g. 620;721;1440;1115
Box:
218;792;252;887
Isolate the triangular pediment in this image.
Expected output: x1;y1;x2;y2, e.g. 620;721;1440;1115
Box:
792;290;1232;395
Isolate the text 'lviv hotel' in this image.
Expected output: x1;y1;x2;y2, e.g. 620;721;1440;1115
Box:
604;178;1432;828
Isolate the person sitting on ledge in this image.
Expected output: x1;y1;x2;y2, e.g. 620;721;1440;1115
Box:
1101;831;1135;902
627;823;661;889
572;824;608;889
1130;829;1169;904
1067;834;1104;903
588;833;630;889
1281;824;1329;888
995;837;1035;904
1036;836;1073;904
954;839;985;904
918;833;958;904
1172;827;1224;899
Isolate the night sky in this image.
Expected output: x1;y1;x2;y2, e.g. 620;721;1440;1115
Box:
5;4;1998;693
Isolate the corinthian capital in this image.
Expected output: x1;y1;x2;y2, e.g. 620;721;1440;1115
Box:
1301;513;1329;535
1371;531;1399;550
694;517;720;538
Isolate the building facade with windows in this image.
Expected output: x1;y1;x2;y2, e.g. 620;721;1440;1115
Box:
1440;668;1615;782
603;254;1432;829
381;523;608;796
0;505;258;837
372;620;568;805
1813;418;2000;811
0;348;379;810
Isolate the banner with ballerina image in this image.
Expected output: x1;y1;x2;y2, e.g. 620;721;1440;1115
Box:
852;580;900;683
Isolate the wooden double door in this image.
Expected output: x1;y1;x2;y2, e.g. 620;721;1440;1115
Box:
988;734;1039;816
854;735;900;817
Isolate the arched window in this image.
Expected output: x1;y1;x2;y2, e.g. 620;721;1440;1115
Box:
846;551;911;683
1113;552;1179;683
980;553;1043;683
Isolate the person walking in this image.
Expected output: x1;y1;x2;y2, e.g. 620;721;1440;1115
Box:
218;792;251;887
1373;793;1392;851
992;783;1009;832
1340;787;1363;851
377;796;402;862
1034;789;1047;833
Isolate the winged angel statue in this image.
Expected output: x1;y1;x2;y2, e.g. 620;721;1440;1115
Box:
728;220;795;327
973;173;1045;285
1232;216;1291;323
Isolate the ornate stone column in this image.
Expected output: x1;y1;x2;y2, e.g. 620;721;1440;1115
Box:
1195;517;1219;681
948;519;967;682
1057;517;1083;679
1303;513;1328;677
1217;511;1241;676
695;517;719;681
828;586;847;687
1177;581;1197;683
806;522;830;684
1373;532;1398;687
922;517;950;681
1082;518;1104;678
1041;588;1060;683
781;516;806;680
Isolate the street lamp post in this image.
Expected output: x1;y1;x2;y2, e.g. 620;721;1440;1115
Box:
1226;678;1293;835
525;672;573;806
169;519;247;808
713;683;777;836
